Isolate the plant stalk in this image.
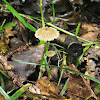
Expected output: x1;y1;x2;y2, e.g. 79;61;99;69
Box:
40;0;45;27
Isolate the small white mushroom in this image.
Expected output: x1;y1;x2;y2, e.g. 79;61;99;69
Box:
35;27;60;42
35;27;59;79
45;51;56;57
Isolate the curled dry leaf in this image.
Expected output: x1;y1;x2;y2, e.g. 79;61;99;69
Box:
4;27;14;38
0;27;14;53
36;76;60;97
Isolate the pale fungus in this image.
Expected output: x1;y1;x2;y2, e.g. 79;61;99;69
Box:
35;27;59;79
35;27;60;42
45;51;56;57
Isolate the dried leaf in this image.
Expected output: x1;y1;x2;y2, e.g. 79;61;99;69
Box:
80;31;99;42
36;76;60;97
66;64;97;100
81;23;99;32
4;27;14;38
0;27;14;53
79;23;100;43
1;27;14;45
8;44;44;81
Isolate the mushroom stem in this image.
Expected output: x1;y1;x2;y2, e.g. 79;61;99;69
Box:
38;42;47;79
41;42;47;64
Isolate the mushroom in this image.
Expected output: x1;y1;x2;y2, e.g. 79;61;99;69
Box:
46;50;56;65
45;50;56;78
35;27;59;42
35;27;60;79
45;51;56;57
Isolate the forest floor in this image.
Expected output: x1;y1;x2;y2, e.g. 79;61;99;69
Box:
0;0;100;100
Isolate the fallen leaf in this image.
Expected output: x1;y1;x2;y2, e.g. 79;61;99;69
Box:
4;27;14;38
81;23;99;32
1;27;14;45
79;23;100;43
0;27;14;53
80;31;99;42
36;76;60;97
8;44;44;81
66;64;97;100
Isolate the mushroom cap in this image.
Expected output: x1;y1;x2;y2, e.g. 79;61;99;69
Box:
45;51;56;57
35;27;60;41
